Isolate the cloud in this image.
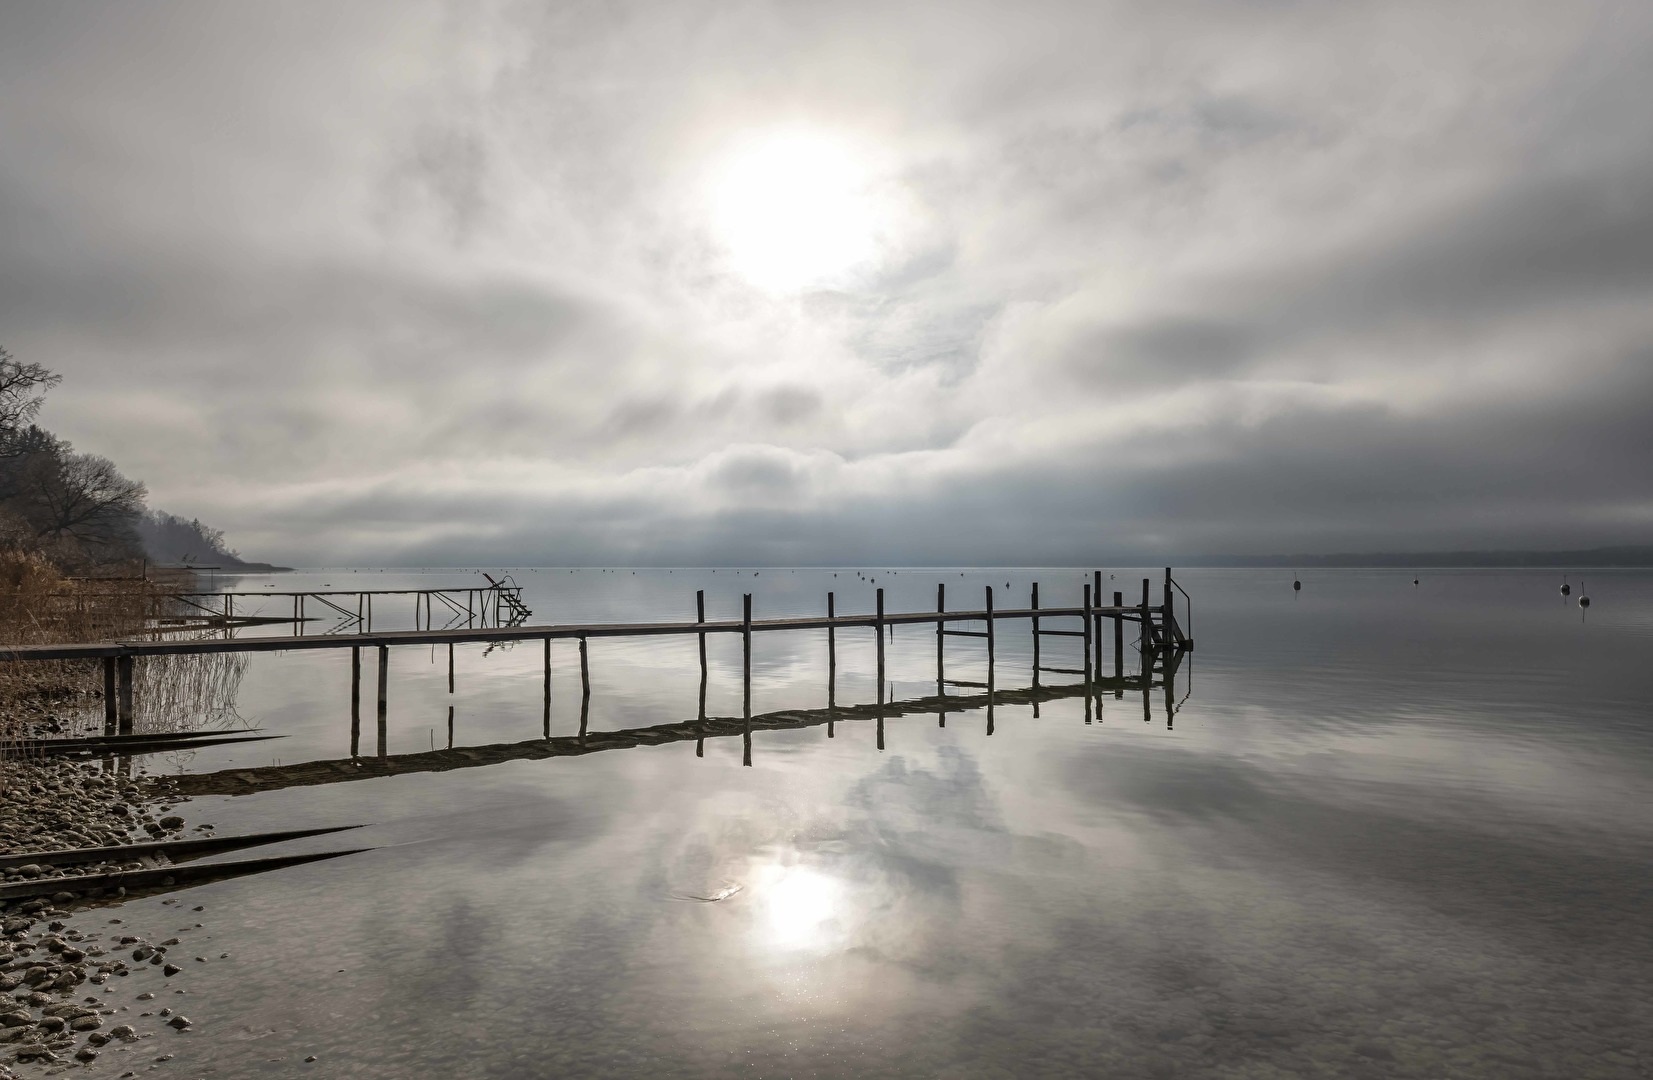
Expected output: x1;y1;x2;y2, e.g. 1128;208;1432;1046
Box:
1;0;1649;564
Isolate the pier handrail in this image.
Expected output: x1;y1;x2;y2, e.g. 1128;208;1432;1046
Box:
1170;574;1193;644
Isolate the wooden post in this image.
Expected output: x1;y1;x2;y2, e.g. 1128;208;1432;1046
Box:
449;642;456;694
936;582;946;726
375;645;388;757
447;703;455;749
1163;567;1176;646
1113;590;1124;679
696;590;707;737
875;587;885;697
1031;582;1041;698
984;585;995;684
1083;582;1093;723
742;592;753;719
350;646;361;756
366;592;372;632
541;637;550;735
102;656;117;736
292;595;299;636
467;589;473;624
827;591;836;737
1141;578;1152;651
579;634;590;699
116;655;134;735
742;593;753;768
1093;570;1104;676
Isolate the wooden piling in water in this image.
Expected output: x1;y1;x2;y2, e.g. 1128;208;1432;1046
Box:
827;591;836;737
102;657;117;736
115;655;134;735
1141;579;1152;650
1113;590;1124;679
350;646;361;756
375;644;388;757
742;593;753;767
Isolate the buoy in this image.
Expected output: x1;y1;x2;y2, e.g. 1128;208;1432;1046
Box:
1293;579;1301;592
1560;577;1571;596
1412;578;1419;586
1579;581;1590;609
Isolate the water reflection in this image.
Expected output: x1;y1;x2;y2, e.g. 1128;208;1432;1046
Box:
81;569;1653;1079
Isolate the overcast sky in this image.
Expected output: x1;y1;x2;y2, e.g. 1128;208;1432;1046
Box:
2;1;1650;565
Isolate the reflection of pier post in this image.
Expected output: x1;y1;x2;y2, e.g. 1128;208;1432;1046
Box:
447;704;454;748
375;644;388;757
350;646;361;756
1082;583;1093;725
826;591;836;739
541;638;550;738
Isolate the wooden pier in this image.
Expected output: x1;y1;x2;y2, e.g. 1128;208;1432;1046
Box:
3;569;1193;748
155;577;531;634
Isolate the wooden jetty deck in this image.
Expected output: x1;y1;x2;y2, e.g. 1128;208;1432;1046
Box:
153;575;531;634
2;570;1192;749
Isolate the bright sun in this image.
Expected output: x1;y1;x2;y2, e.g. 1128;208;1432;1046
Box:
710;130;879;291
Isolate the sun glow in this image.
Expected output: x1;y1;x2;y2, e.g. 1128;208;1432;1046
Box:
709;129;880;291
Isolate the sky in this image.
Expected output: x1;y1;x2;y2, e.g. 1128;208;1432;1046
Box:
1;0;1650;566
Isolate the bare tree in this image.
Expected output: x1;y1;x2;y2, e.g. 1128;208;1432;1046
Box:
0;347;62;443
24;451;147;552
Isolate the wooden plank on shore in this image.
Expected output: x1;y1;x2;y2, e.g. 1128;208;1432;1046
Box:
0;825;367;870
0;847;371;902
6;729;264;752
18;734;285;756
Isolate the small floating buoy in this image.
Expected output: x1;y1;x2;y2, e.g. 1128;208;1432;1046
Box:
1560;576;1571;596
1293;579;1301;592
1579;580;1590;609
1412;578;1419;586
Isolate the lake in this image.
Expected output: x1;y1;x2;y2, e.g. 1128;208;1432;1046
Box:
99;567;1653;1077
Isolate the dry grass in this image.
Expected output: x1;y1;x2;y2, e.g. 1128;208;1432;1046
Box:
0;552;247;779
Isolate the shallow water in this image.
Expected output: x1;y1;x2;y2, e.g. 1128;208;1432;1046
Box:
89;568;1653;1077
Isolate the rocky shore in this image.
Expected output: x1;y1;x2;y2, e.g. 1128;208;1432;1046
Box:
0;757;209;1072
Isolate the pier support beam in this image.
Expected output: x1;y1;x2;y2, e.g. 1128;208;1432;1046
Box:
102;657;117;736
826;592;836;737
742;594;752;767
985;585;995;736
116;655;134;735
375;645;388;757
1112;591;1124;679
350;646;361;756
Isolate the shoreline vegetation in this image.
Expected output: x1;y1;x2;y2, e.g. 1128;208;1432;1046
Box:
0;347;253;1070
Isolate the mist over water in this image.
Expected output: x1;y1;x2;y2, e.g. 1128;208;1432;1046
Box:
118;568;1652;1078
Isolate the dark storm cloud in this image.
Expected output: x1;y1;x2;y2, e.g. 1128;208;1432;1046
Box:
1;0;1649;564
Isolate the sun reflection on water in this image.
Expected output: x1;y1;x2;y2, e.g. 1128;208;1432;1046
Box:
756;864;844;951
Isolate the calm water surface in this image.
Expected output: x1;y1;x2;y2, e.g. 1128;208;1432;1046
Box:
99;568;1652;1077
